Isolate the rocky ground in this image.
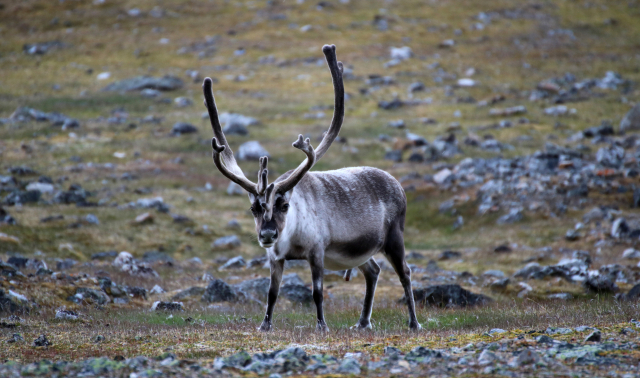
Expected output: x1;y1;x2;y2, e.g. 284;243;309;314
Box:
2;0;640;376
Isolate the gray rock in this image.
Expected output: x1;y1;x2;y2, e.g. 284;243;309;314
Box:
622;248;640;259
620;104;640;133
547;293;573;300
102;75;183;92
584;330;601;342
514;262;541;278
226;182;245;196
611;218;629;238
237;141;269;161
55;309;79;320
596;145;624;168
509;350;541;368
202;279;237;302
171;122;198;135
142;251;173;263
546;327;573;335
536;335;554;344
280;282;313;304
212;235;242;250
74;288;110;305
85;214;99;225
584;273;617;293
483;270;505;278
151;301;184;311
496;208;523;224
32;334;51;347
408;284;492;307
337;358;361;374
384;150;402;162
56;259;76;270
219;256;246;270
23;40;64;55
171;287;205;301
222;122;248;136
0;289;25;314
477;349;497;366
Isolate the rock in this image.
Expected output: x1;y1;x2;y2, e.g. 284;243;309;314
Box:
516;282;533;298
7;257;27;268
3;190;41;206
247;256;267;268
150;285;165;294
584;272;617;293
53;184;88;205
5;333;24;343
390;46;412;60
25;182;55;194
85;214;99;225
546;327;573;335
151;301;184;311
565;229;580;241
620;104;640;133
55;309;79;320
33;334;51;347
171;122;198;135
212;235;242;250
142;251;173;263
489;278;509;291
56;259;76;270
384;150;402;162
457;78;476;87
622;249;640;259
496;208;523;224
483;270;505;278
477;349;497;366
135;212;154;224
489;328;507;335
202;279;237;302
113;252;134;267
280;280;313;304
544;105;570;116
219;256;246;270
337;358;361;374
226;182;245;196
409;284;492;307
439;250;461;260
214;350;252;370
171;287;205;301
596;145;624;168
23;40;64;55
611;218;629;238
0;233;20;244
0;207;16;225
583;207;606;223
173;97;193;107
509;350;541;368
536;335;554;344
489;106;526;117
433;169;453;185
74;288;110;305
547;293;573;300
222;122;248;136
237;141;270;161
584;330;601;342
102;75;183;92
387;119;405;128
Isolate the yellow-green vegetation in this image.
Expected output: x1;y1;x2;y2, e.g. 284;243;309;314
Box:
1;0;640;374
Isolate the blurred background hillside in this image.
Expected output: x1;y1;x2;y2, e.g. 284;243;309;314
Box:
1;0;640;303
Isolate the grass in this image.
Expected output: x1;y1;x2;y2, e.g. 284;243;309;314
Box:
1;0;640;366
2;298;638;363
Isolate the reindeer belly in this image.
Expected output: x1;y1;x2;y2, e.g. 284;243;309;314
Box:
323;232;384;270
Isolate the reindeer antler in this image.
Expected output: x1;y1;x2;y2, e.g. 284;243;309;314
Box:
203;78;260;195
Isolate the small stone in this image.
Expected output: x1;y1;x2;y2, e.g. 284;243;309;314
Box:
135;212;154;224
219;256;246;271
477;349;497;365
151;301;184;311
33;334;51;347
150;285;165;294
536;335;554;344
622;249;640;259
237;141;269;161
212;235;242;250
171;122;198;135
584;330;601;342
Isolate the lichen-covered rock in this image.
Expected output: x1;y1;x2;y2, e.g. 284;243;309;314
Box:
407;284;492;308
202;279;237;303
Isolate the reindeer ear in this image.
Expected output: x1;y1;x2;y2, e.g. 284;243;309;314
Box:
248;193;256;203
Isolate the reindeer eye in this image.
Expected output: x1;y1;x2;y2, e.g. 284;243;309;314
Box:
282;204;289;212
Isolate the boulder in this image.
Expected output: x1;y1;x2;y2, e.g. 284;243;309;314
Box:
102;75;184;92
237;141;269;161
202;279;237;302
407;284;492;307
171;122;198;135
620;104;640;133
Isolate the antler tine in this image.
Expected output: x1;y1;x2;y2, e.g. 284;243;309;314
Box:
314;44;345;162
257;156;269;195
273;135;316;194
203;78;258;194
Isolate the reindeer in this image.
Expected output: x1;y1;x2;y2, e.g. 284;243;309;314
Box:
202;45;421;332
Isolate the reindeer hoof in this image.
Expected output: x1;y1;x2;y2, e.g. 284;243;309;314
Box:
350;322;373;330
316;321;330;333
409;322;422;331
258;321;272;332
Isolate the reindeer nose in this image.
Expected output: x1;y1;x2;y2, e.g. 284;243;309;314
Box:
260;229;277;242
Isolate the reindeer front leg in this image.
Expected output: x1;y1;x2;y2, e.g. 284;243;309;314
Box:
309;251;329;332
259;258;285;332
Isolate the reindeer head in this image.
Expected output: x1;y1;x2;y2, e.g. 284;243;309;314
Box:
203;44;344;248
